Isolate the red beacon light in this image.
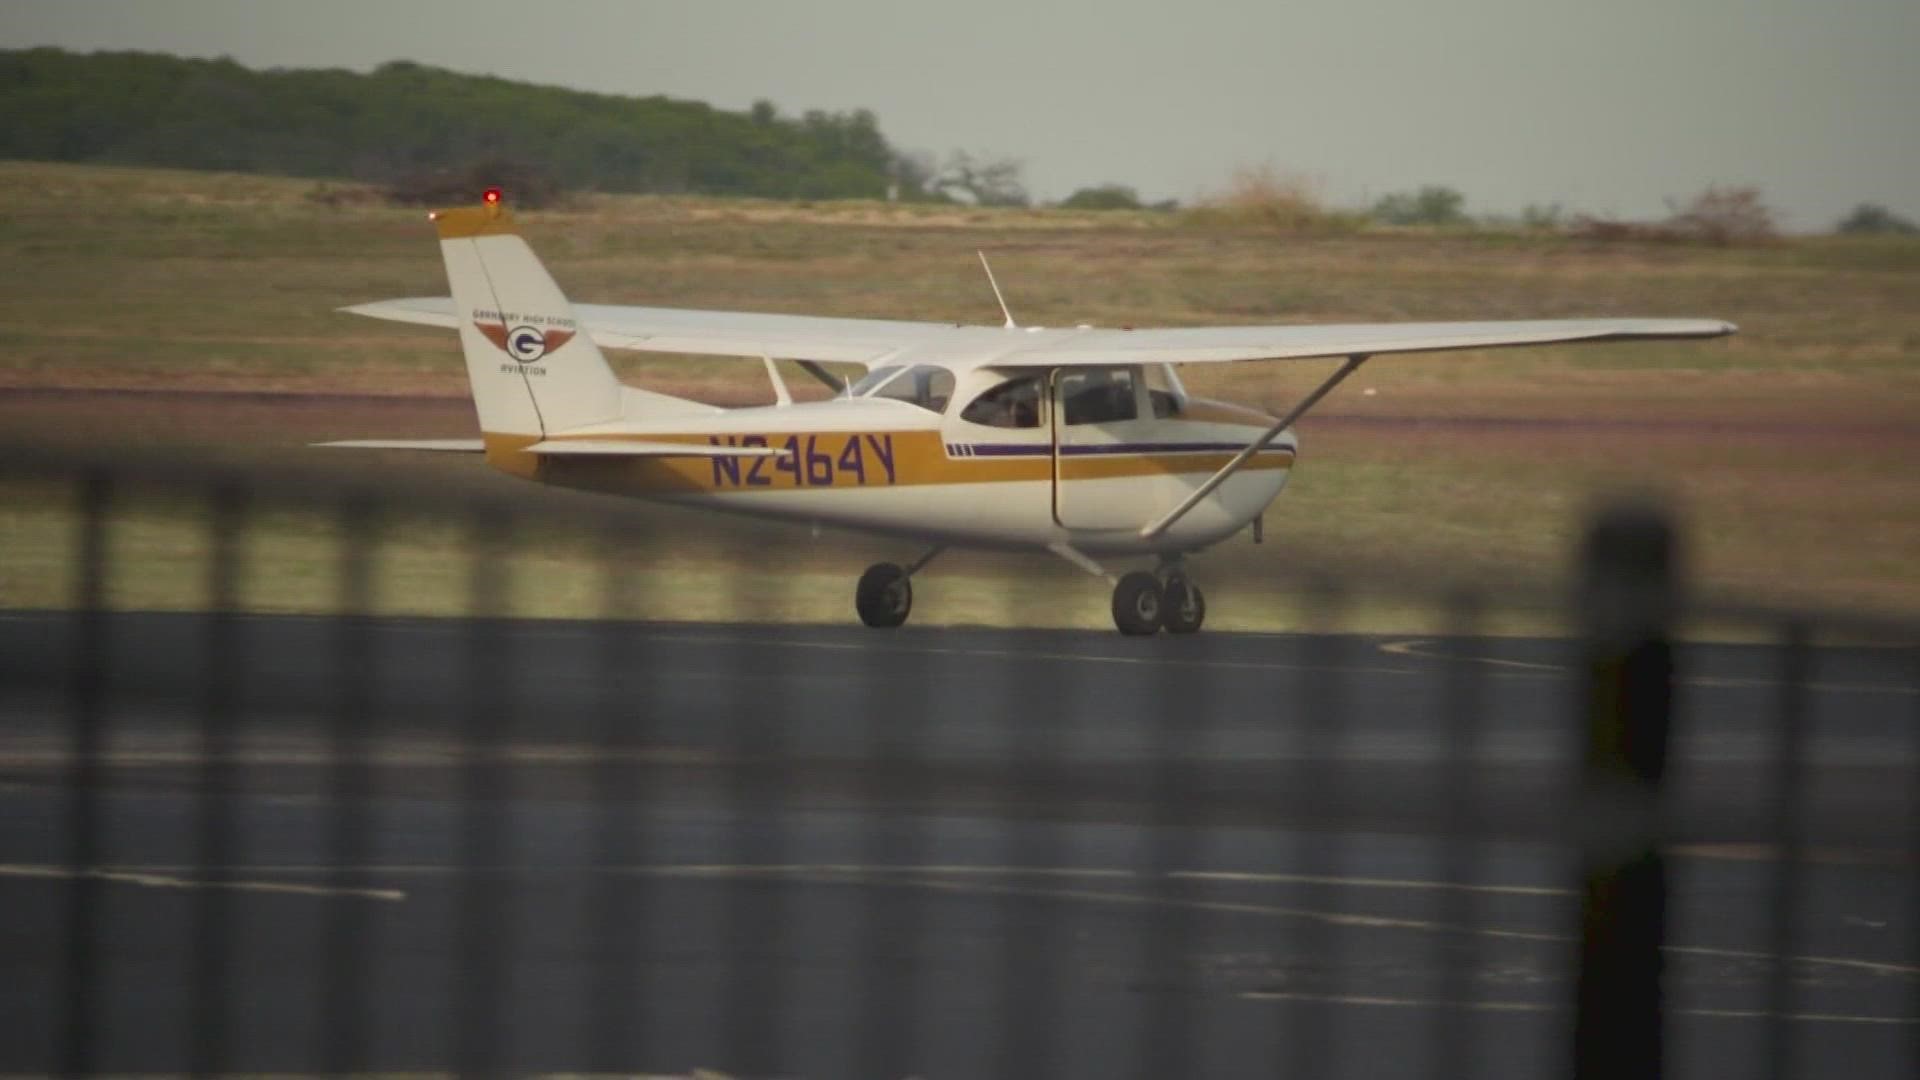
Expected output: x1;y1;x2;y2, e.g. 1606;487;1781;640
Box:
483;187;503;206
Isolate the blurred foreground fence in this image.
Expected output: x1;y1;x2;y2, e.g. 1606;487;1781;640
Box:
1;446;1917;1079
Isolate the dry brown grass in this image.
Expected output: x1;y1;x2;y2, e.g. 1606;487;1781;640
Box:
1;160;1917;623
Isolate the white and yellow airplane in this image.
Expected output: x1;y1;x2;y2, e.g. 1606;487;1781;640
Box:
325;191;1734;634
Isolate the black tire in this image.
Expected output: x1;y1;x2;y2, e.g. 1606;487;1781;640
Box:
1163;578;1206;634
1111;571;1164;636
855;562;912;628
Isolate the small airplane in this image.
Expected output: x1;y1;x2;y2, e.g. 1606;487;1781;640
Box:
323;189;1734;634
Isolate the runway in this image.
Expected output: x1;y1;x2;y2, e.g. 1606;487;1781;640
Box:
1;612;1915;1077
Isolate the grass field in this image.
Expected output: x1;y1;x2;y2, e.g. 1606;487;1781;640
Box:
2;161;1916;630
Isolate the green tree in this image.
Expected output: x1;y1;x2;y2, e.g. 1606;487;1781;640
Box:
1835;203;1918;235
936;151;1029;207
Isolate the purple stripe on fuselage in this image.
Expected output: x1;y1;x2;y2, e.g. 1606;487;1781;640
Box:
959;442;1297;457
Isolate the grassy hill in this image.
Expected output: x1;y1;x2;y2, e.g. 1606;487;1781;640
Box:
0;48;910;200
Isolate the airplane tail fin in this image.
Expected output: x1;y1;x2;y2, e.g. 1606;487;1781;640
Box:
431;200;623;437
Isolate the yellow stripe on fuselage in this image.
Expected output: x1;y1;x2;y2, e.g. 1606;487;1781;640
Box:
482;431;1292;495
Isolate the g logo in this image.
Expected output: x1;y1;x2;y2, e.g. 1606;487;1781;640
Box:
506;325;547;363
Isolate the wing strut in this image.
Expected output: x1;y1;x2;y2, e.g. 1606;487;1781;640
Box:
1138;354;1370;540
795;360;845;392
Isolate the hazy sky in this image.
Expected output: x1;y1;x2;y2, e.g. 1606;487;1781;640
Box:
8;0;1916;228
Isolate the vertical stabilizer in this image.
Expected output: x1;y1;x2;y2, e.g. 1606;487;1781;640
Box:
431;202;623;437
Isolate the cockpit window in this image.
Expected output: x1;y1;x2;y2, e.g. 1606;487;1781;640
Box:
1060;367;1139;425
861;364;954;413
960;375;1042;428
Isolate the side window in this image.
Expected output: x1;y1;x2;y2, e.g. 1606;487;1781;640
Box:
960;376;1042;428
1061;368;1139;425
868;365;955;413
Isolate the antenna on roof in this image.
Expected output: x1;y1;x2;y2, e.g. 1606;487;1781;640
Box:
977;251;1017;329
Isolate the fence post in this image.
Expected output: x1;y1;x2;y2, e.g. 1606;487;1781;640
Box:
1572;503;1676;1080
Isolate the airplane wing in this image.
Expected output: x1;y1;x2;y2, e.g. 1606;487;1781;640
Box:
341;297;966;368
984;318;1737;367
348;298;1732;369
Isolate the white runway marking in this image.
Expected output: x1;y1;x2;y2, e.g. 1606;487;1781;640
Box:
1239;990;1918;1025
1380;638;1563;673
0;741;719;770
0;863;406;902
17;859;1911;980
651;629;1426;679
1379;637;1915;696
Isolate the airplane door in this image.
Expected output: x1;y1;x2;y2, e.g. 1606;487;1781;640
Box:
1051;365;1161;529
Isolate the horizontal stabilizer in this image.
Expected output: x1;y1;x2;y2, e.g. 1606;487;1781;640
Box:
526;439;788;458
312;439;484;452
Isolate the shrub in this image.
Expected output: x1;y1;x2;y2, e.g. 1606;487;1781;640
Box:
1569;186;1778;246
1520;203;1566;231
1371;185;1468;227
1060;183;1142;211
1184;165;1363;234
1663;184;1775;244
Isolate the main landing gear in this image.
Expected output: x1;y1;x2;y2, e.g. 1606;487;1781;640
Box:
855;546;1205;636
854;546;945;629
1111;562;1206;636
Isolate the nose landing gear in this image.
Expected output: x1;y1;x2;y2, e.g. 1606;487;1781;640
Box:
854;546;945;629
854;563;913;628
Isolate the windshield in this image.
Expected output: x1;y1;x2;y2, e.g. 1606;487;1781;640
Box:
852;364;954;413
845;365;904;397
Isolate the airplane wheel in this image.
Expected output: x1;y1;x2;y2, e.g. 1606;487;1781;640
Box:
1163;578;1206;634
855;562;913;628
1111;571;1164;636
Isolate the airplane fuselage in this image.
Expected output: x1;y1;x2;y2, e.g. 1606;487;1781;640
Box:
480;391;1293;555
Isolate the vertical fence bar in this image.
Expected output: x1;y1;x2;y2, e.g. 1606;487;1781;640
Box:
1281;579;1344;1078
1133;618;1208;1080
453;508;513;1077
1430;590;1484;1080
1908;646;1920;1079
1001;628;1070;1078
188;483;247;1076
586;524;645;1072
1762;619;1810;1080
1571;505;1675;1080
58;469;111;1078
719;542;784;1074
322;496;377;1075
855;623;917;1079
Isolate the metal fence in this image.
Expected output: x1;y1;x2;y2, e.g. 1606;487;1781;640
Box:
2;445;1916;1078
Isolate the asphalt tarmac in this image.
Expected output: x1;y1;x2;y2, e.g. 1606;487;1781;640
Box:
1;611;1915;1078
